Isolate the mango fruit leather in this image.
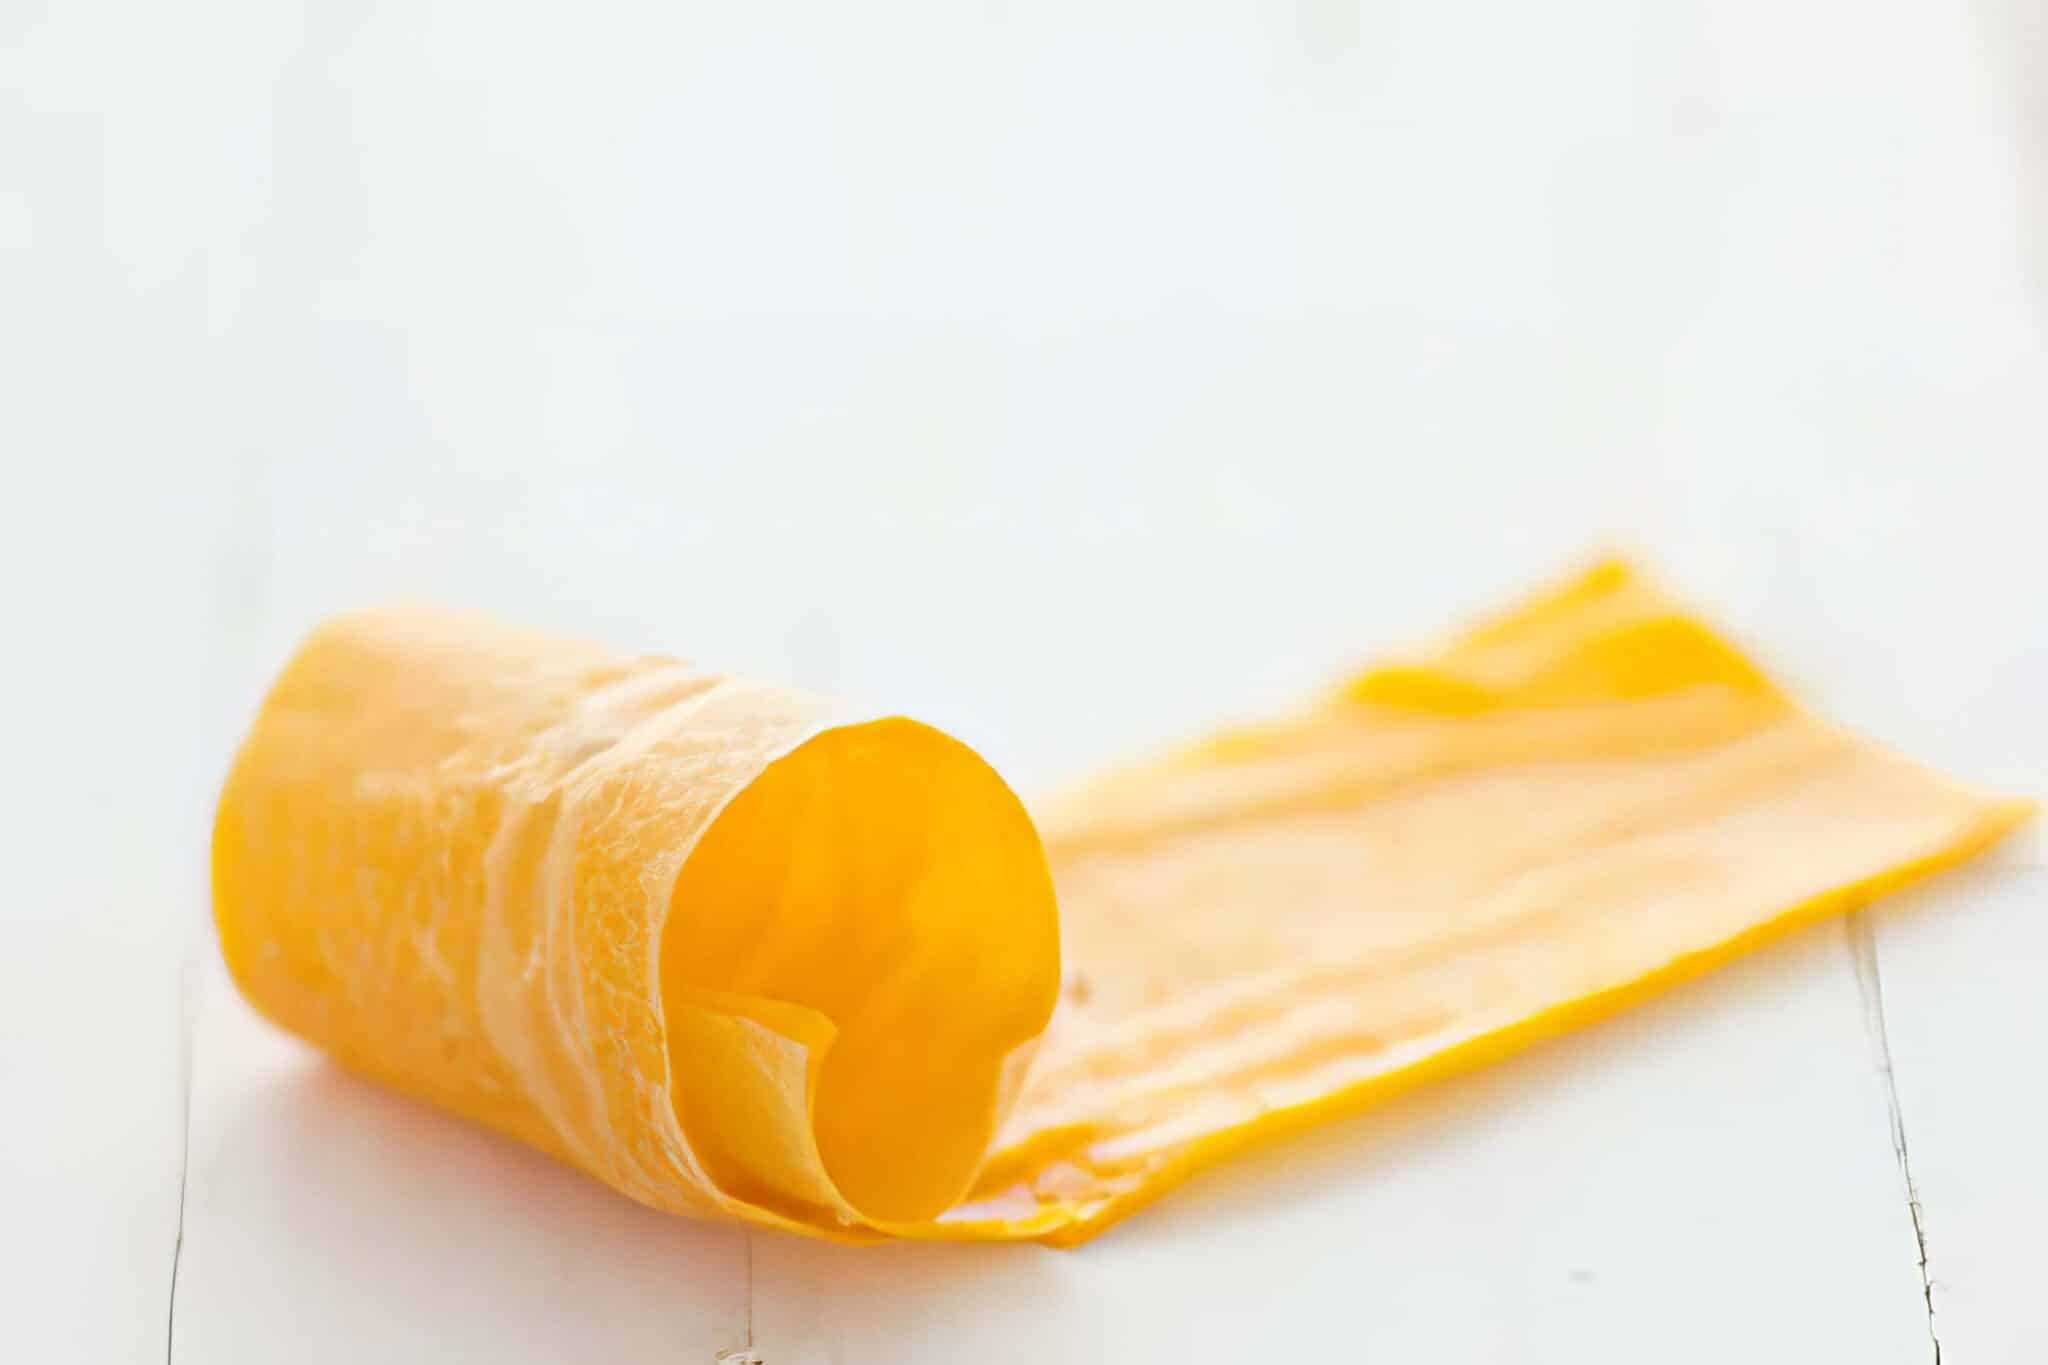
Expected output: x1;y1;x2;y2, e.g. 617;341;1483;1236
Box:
213;562;2028;1245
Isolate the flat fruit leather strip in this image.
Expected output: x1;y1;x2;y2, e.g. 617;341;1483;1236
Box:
213;562;2030;1247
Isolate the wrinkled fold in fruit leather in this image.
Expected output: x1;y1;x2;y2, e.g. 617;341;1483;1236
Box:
213;562;2030;1247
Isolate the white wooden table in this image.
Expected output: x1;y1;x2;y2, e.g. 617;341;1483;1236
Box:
5;1;2044;1359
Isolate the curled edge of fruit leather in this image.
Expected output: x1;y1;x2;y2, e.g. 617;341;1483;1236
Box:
212;560;2032;1249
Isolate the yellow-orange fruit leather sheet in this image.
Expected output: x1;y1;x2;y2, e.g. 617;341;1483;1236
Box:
212;561;2029;1246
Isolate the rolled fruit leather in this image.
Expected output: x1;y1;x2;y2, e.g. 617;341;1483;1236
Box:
211;607;1061;1241
214;562;2031;1246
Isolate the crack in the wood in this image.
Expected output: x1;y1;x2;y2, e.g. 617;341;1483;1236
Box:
1848;910;1940;1365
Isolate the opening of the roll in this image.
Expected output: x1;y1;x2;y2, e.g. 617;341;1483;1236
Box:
661;718;1060;1227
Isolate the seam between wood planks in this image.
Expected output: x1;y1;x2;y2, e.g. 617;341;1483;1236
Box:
165;909;207;1365
1847;910;1940;1365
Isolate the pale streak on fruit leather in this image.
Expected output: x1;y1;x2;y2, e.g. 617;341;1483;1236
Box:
212;562;2030;1248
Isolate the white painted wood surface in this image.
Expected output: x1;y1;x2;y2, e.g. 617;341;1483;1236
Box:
5;0;2044;1360
173;973;750;1364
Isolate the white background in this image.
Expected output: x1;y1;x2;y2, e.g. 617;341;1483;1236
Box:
4;1;2045;1360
